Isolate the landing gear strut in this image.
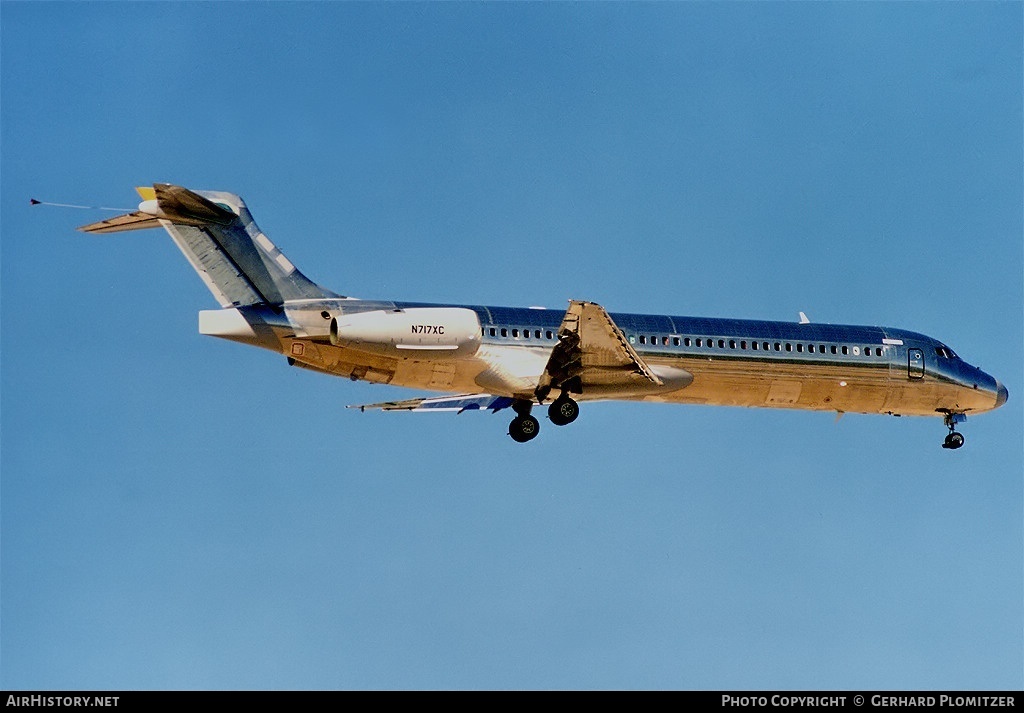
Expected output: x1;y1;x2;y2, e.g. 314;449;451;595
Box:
548;394;579;426
941;412;966;450
508;399;540;443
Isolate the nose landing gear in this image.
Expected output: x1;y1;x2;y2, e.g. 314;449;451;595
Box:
941;412;966;450
943;431;965;449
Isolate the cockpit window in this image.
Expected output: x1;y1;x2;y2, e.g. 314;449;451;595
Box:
935;346;958;359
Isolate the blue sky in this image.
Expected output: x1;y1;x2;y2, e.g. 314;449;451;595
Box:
2;2;1021;690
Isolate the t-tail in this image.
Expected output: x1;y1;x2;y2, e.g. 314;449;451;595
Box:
78;183;338;308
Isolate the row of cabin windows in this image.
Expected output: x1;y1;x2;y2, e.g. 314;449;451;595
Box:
484;326;883;358
486;327;556;340
632;334;884;357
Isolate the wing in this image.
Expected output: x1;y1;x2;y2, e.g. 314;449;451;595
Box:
348;393;514;414
535;300;665;401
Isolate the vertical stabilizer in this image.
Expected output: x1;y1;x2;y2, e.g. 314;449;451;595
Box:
79;183;338;307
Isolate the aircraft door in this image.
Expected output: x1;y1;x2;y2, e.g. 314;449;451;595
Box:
908;348;924;379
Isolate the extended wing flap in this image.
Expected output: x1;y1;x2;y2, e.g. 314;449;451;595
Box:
349;393;513;414
536;300;663;401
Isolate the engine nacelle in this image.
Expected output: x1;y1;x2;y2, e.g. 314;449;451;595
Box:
330;307;482;360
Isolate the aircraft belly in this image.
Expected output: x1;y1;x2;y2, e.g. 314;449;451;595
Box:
766;380;802;405
883;380;994;416
426;362;458;390
654;357;894;414
284;339;397;384
390;359;488;393
282;340;988;418
282;338;499;393
472;345;550;396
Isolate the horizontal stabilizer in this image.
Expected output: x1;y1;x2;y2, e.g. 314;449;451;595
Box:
349;393;513;414
77;211;164;234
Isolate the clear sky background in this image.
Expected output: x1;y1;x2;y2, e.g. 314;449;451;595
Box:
2;2;1021;691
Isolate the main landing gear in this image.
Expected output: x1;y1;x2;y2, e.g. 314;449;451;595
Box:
548;394;580;426
941;412;966;450
508;400;540;443
507;394;581;442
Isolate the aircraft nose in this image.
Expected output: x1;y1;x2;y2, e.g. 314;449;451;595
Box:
995;380;1008;409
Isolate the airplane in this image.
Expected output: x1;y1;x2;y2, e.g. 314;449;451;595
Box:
77;183;1008;448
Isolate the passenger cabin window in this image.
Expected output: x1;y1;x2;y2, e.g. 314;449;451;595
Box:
501;328;508;337
718;339;725;348
546;331;553;339
696;338;702;347
639;336;646;344
512;329;519;338
535;330;541;339
489;328;496;337
785;343;792;352
774;343;781;351
796;344;803;353
674;337;681;347
729;340;736;349
830;345;837;354
841;346;849;355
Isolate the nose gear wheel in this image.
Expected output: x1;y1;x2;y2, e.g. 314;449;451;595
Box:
941;412;966;450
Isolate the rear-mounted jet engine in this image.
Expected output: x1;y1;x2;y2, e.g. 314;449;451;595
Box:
329;307;482;360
